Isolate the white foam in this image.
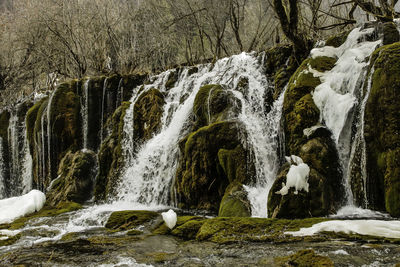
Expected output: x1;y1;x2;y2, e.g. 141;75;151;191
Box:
332;249;349;255
331;205;389;219
0;190;46;224
162;209;177;229
286;220;400;239
98;256;153;267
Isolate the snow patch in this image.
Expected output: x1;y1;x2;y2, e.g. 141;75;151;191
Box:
162;209;177;229
0;190;46;224
277;156;310;195
286;220;400;239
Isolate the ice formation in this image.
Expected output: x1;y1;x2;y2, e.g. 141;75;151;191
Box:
161;209;177;229
0;190;46;224
286;220;400;239
277;155;310;195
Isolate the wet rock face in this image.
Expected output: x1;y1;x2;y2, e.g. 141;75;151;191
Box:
271;56;344;218
46;150;97;206
95;102;130;201
133;88;165;142
175;121;245;211
175;84;253;213
365;42;400;216
192;84;241;130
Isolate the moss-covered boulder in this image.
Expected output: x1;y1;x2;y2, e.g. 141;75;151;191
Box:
263;44;297;99
268;163;335;218
105;210;159;231
365;42;400;216
133;88;165;142
46;150;97;206
192;84;241;129
274;56;343;218
95;102;130;200
274;249;334;267
218;181;251;217
175;121;249;211
283;56;335;155
382;22;400;45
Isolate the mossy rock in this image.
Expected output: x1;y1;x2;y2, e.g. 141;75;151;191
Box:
152;215;204;236
105;210;159;231
0;109;10;140
46;150;97;206
95;101;130;200
268;164;334;219
0;233;21;247
218;181;251;217
365;42;400;214
309;56;337;72
195;217;327;244
382;22;400;45
274;249;334;267
175;121;248;211
0;202;82;230
133;88;165;142
193;84;241;129
325;30;350;47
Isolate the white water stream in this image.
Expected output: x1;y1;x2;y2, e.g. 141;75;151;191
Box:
310;26;381;206
116;53;282;217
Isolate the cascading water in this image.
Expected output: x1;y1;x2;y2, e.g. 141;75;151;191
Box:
6;108;33;197
116;53;282;217
241;89;286;217
311;26;381;206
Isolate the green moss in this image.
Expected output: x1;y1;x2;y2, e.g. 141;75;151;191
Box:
47;150;97;206
274;249;334;267
0;202;82;230
309;56;337;72
365;42;400;213
152;216;204;236
25;98;48;155
218;181;251;217
325;30;350;47
105;210;159;231
0;233;21;247
176;121;244;211
127;229;143;236
133;88;165;142
0;109;10;140
95;101;131;200
195;217;328;244
284;93;320;155
192;84;240;129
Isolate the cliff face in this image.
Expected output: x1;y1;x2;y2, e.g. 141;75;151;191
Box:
0;22;399;218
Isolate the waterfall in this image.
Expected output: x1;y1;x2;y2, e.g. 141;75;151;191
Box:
116;53;282;214
82;79;90;149
6;108;33;197
0;137;5;199
311;27;381;205
241;88;286;218
346;67;375;207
